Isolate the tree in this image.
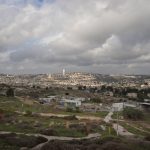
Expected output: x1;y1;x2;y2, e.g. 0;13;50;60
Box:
6;88;14;97
101;85;106;92
106;86;113;92
0;108;4;120
67;87;72;90
91;98;102;103
75;107;80;113
24;110;32;116
78;86;83;90
45;87;49;90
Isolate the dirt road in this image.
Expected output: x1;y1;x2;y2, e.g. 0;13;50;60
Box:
40;113;102;121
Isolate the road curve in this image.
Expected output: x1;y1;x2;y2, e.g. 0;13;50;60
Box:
0;131;101;150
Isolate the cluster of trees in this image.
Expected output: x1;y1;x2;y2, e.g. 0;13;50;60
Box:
123;107;144;120
78;84;150;96
90;98;102;103
66;107;81;113
78;86;87;90
78;84;150;102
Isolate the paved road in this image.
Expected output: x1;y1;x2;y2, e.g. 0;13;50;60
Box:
104;109;134;136
113;123;134;136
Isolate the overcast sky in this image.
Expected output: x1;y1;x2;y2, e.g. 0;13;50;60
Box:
0;0;150;74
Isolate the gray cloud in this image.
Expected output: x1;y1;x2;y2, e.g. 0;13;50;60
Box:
0;0;150;74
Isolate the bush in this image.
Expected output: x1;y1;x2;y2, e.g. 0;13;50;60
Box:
99;135;121;145
75;107;81;113
0;108;4;113
123;107;144;120
66;107;73;112
101;141;130;150
24;110;32;116
6;88;14;97
91;98;102;103
63;115;78;120
40;128;58;136
144;134;150;141
68;123;87;133
41;140;77;150
0;133;47;148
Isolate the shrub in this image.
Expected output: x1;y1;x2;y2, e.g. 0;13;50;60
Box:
101;141;130;150
63;115;78;120
144;134;150;141
6;88;14;97
0;108;4;113
6;135;47;148
66;107;73;112
24;110;32;116
0;133;47;148
99;135;121;145
40;128;58;136
75;107;81;113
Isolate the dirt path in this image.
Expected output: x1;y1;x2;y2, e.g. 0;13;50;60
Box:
40;113;102;121
104;111;113;123
31;133;100;150
0;131;100;150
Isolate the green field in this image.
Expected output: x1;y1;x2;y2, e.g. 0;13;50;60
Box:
0;96;107;137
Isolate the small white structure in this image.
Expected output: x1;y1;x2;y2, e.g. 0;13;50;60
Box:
112;102;137;111
112;103;124;111
147;93;150;98
144;99;150;103
48;74;52;78
75;97;86;102
127;93;137;98
63;69;65;76
60;98;81;108
39;96;57;103
47;95;57;99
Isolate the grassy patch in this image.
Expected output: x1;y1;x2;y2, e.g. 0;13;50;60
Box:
119;121;148;136
56;127;86;137
143;113;150;123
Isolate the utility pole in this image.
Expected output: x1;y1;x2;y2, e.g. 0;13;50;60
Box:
116;105;119;136
116;106;119;136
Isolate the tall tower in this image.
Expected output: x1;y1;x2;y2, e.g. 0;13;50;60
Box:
48;74;51;78
63;69;65;76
